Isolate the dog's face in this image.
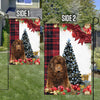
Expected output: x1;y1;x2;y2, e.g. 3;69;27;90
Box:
49;56;67;77
12;39;24;52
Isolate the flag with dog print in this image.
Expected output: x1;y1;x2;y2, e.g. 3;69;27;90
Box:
9;19;40;65
44;24;92;95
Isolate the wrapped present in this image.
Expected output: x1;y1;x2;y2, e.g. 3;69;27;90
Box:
81;74;90;81
80;84;85;89
33;51;40;59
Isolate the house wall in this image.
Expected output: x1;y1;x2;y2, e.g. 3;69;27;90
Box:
96;31;100;47
0;0;9;12
0;0;1;10
9;0;16;8
0;17;2;46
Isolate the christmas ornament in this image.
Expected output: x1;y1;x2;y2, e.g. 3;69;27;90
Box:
58;86;64;92
53;24;58;28
34;18;40;26
34;58;40;65
62;92;66;95
82;85;91;95
83;24;91;34
66;88;71;92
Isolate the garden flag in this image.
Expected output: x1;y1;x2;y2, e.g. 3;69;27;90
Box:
9;19;40;65
44;24;92;95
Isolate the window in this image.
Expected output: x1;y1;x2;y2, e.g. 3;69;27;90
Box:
17;0;24;3
16;0;32;5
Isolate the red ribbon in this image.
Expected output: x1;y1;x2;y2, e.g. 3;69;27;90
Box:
64;24;91;45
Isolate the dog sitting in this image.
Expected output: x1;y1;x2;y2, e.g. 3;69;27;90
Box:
10;39;26;61
46;55;72;89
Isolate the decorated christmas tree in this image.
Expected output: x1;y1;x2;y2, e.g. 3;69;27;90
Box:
62;40;83;85
21;30;34;58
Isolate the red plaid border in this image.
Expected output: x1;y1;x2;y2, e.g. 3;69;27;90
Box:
9;19;19;55
44;24;59;87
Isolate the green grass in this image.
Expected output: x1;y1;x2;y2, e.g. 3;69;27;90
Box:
94;47;100;69
0;47;8;51
94;77;100;100
2;30;9;48
0;50;100;100
0;53;8;89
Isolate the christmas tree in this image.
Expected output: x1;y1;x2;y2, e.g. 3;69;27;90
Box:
21;30;34;58
62;40;83;85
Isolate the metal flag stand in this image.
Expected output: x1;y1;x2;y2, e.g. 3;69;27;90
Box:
92;17;99;100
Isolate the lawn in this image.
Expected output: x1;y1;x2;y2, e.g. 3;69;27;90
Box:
0;45;100;100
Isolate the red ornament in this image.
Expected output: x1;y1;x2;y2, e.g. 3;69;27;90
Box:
14;60;18;62
18;59;22;63
21;63;23;65
83;24;91;34
62;92;66;95
89;89;92;94
66;88;71;92
74;85;78;90
87;85;91;90
34;58;40;65
77;92;80;95
30;59;33;62
34;19;40;26
58;86;64;92
23;60;27;63
52;87;58;91
62;24;66;27
77;87;81;91
83;88;88;93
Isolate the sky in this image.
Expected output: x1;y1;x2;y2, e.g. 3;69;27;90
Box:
94;0;100;10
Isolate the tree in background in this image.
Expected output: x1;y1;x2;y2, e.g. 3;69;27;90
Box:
42;0;71;26
67;0;81;15
95;10;100;30
21;30;34;58
63;40;83;85
42;0;96;27
78;0;96;27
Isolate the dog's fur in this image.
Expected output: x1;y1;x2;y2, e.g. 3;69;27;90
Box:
46;55;71;89
10;39;26;60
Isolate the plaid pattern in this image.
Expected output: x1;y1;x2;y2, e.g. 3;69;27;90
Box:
44;24;59;87
9;19;19;55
